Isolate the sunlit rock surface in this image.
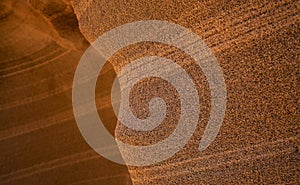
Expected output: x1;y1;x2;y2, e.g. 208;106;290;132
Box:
71;0;299;184
1;0;299;184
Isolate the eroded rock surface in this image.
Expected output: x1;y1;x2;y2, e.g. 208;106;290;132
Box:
0;0;131;184
71;0;299;184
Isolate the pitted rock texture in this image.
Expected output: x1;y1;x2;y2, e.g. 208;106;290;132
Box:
1;0;299;185
71;0;299;184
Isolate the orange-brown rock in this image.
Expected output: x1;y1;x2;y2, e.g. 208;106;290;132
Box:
0;0;131;184
71;0;299;184
1;0;299;184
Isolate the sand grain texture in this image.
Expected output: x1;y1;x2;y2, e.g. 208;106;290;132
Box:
71;0;299;184
1;0;299;184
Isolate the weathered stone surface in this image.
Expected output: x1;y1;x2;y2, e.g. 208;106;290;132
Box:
1;0;299;184
0;0;131;184
71;0;299;184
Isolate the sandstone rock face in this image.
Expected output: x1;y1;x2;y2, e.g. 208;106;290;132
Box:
1;0;299;185
0;0;131;184
71;0;299;184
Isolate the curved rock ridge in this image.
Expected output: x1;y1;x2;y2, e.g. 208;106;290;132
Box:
0;0;132;184
70;0;299;184
1;0;299;184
